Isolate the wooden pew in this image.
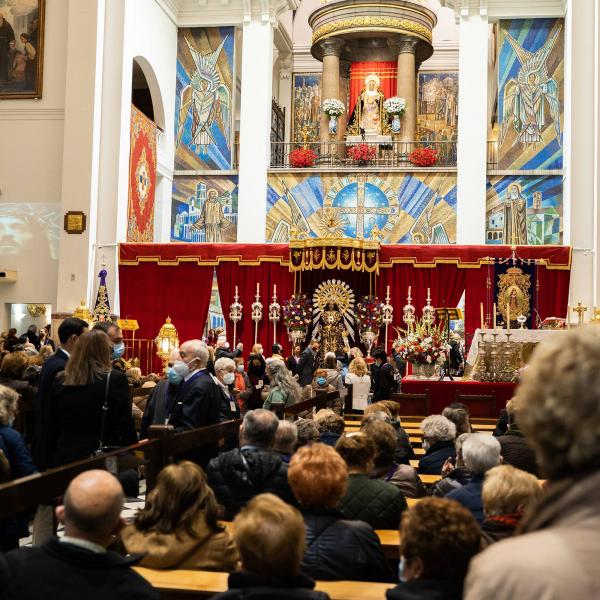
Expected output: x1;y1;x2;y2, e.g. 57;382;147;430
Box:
284;390;340;419
134;568;394;600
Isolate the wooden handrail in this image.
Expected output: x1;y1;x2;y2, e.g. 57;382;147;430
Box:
284;390;339;417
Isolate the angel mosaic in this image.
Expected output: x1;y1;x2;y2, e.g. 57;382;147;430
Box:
500;27;562;148
176;36;231;153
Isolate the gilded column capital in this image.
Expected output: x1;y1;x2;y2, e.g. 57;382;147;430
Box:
388;35;418;55
319;37;345;57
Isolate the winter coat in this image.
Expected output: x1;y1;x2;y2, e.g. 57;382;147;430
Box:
339;473;407;530
213;571;330;600
497;425;539;476
121;515;238;571
392;421;415;464
480;518;517;549
300;507;394;583
207;446;295;520
418;440;456;475
446;474;484;524
318;431;341;447
297;347;318;387
0;537;159;600
371;362;397;402
465;469;600;600
371;463;426;499
387;578;463;600
429;466;472;497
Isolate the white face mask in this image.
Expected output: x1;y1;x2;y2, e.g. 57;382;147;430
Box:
236;364;244;373
223;372;235;385
173;359;193;378
422;440;431;452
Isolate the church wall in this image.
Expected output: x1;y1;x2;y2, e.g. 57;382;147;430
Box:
0;0;68;329
265;171;456;244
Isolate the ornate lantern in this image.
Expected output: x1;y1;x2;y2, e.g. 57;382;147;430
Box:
73;299;93;326
154;317;179;369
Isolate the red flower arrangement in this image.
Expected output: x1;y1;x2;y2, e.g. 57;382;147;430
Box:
347;143;377;164
409;146;438;167
356;295;385;331
289;147;317;168
283;294;313;330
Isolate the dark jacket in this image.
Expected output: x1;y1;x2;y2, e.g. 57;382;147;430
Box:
429;466;472;497
446;474;484;524
318;431;340;447
301;507;394;583
0;537;159;600
207;446;295;520
48;370;137;467
340;473;407;530
418;440;456;475
213;571;330;600
392;421;414;464
169;369;221;466
32;348;68;468
371;362;396;402
497;425;539;476
492;409;509;437
140;379;178;439
286;355;301;377
297;347;317;387
216;383;241;423
386;578;463;600
215;347;242;361
480;518;516;549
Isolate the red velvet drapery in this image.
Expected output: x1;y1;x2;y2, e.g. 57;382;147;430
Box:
216;262;294;356
349;61;397;116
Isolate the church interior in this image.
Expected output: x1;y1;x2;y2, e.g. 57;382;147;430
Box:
1;0;600;598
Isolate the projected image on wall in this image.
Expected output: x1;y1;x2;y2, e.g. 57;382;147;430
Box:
0;203;60;259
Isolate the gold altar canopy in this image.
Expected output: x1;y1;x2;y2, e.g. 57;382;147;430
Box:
289;237;380;273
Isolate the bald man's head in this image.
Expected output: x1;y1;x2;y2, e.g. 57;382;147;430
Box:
179;339;209;368
56;470;124;546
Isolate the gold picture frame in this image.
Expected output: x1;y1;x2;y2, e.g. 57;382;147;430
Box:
64;211;87;235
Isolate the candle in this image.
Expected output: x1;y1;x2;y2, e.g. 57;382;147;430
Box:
386;285;390;296
567;305;571;329
427;287;430;300
507;304;510;332
480;303;484;330
256;283;260;294
273;284;276;296
408;285;411;299
493;304;497;330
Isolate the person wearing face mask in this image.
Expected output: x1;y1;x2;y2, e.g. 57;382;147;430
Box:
240;354;267;411
297;340;320;387
140;348;182;439
371;349;397;402
0;385;37;552
168;340;221;467
301;368;335;402
285;344;302;377
215;337;243;361
387;498;480;600
212;357;241;422
251;344;264;356
232;358;249;412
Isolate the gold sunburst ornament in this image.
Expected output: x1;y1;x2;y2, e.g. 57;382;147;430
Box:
315;207;349;238
497;267;531;326
27;304;47;318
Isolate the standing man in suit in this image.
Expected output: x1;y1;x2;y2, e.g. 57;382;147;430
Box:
168;340;221;466
296;339;320;387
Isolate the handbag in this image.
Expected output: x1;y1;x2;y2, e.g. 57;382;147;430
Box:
93;371;119;473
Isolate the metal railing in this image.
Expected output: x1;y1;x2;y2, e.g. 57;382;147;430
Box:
269;141;457;169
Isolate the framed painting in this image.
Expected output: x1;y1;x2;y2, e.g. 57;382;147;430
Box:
0;0;44;99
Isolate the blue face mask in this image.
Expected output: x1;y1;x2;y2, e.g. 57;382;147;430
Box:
398;556;408;583
166;367;183;385
111;342;125;360
316;377;327;386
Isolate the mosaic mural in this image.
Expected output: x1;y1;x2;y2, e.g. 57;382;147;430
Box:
417;72;458;142
486;175;563;245
266;173;456;244
292;74;321;143
171;176;238;243
174;27;235;171
497;19;564;170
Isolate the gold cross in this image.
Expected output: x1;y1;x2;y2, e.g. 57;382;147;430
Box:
573;301;588;325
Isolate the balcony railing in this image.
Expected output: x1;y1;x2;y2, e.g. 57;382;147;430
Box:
269;141;457;169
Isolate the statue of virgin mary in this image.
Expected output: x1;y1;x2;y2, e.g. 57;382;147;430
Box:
348;73;386;136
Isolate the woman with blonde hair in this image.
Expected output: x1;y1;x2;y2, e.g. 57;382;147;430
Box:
122;461;238;571
345;357;371;411
47;329;137;467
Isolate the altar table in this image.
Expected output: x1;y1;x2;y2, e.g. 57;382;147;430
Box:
465;328;566;368
400;377;516;418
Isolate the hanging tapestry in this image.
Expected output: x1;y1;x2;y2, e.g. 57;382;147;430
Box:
127;104;157;242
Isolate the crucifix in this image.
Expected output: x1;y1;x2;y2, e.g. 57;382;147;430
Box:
573;301;587;326
334;175;392;239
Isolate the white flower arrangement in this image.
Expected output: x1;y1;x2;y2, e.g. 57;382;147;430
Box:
383;96;407;116
322;98;345;118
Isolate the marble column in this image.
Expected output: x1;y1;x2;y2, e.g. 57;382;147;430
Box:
319;38;344;144
337;59;351;144
395;36;418;142
278;53;293;143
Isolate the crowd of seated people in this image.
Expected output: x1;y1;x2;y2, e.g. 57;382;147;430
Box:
1;327;600;599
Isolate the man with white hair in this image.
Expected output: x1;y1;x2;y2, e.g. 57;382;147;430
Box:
215;336;243;361
446;433;501;524
168;339;221;466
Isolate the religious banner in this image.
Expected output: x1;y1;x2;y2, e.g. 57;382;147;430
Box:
266;172;457;244
497;19;564;170
417;72;458;142
175;27;234;171
292;74;321;143
127;105;157;242
486;175;563;245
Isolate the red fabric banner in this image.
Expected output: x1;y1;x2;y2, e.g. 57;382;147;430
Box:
127;105;157;242
349;61;397;116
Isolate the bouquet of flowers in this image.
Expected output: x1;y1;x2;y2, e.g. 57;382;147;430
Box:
283;294;313;330
383;96;406;116
289;147;317;168
322;98;345;118
409;146;438;167
347;143;377;163
356;296;385;331
395;318;450;365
